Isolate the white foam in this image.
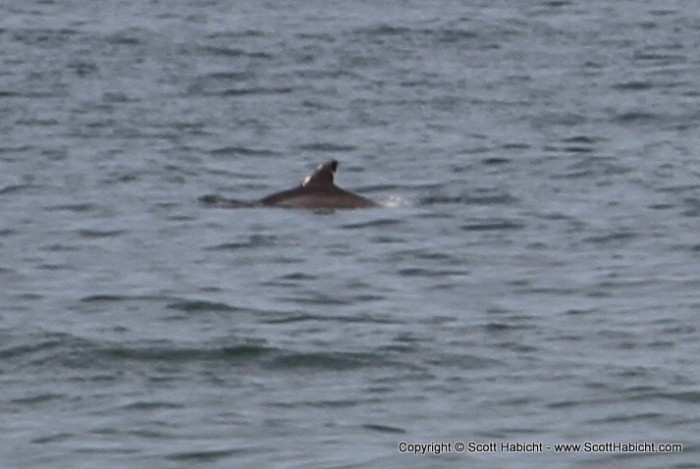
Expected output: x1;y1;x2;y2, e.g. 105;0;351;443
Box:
380;195;412;208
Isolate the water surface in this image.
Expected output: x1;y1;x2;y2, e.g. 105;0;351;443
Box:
2;1;700;467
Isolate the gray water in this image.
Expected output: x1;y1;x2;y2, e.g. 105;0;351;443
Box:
2;0;700;467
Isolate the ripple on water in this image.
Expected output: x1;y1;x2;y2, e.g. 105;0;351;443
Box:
165;448;251;463
460;218;526;231
266;351;381;371
166;300;245;313
75;229;126;238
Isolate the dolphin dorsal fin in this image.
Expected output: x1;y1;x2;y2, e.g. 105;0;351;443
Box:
302;160;338;188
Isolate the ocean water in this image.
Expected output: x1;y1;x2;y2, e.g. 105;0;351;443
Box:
2;0;700;467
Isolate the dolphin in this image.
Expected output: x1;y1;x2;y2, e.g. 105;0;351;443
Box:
260;160;377;209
